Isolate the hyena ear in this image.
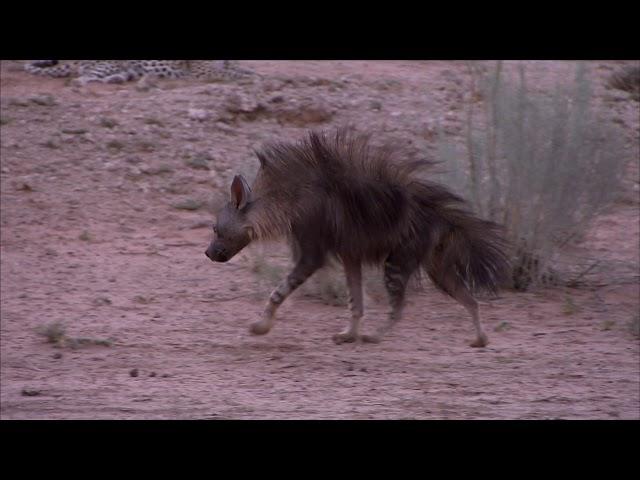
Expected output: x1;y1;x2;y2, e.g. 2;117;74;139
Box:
230;175;251;210
255;150;268;168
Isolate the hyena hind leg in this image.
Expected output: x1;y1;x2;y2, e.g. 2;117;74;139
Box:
360;254;416;344
250;253;323;336
433;269;488;348
333;259;363;344
452;286;488;348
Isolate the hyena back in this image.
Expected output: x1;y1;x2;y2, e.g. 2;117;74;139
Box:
205;129;511;347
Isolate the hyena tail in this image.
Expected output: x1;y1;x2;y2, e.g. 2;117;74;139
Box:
425;215;511;297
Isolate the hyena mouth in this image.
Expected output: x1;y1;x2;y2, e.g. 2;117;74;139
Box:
215;253;229;262
205;249;229;262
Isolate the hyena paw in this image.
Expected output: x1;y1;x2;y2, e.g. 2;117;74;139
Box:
470;334;489;348
332;331;358;344
359;333;382;344
249;319;272;336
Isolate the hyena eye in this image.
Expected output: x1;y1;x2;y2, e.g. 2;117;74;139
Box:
213;226;218;234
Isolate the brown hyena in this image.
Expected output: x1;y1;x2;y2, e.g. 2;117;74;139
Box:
205;128;511;347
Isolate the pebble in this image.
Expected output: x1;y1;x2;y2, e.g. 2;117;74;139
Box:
21;389;41;396
188;108;210;121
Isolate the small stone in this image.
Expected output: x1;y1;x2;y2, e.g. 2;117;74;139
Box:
53;352;63;359
92;296;111;306
224;93;260;113
129;368;139;377
29;94;57;106
61;128;88;135
21;389;41;396
188;108;210;121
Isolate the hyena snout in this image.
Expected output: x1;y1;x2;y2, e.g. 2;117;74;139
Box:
205;243;229;262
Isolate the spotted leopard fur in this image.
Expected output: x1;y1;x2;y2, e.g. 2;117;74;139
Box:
24;60;258;85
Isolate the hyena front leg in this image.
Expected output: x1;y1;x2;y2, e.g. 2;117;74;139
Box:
333;259;363;344
250;254;322;336
361;253;417;344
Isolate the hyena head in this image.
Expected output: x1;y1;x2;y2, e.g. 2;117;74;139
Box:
205;175;254;263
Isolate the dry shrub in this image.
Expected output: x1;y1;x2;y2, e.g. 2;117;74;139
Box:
607;64;640;101
436;62;627;290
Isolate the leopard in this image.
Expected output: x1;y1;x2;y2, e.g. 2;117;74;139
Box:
24;60;258;86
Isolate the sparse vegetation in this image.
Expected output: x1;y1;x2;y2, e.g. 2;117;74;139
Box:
185;152;212;170
106;139;125;152
92;297;112;306
249;251;287;298
562;296;579;315
436;62;627;290
300;267;349;307
143;116;165;127
607;64;640;101
99;117;119;129
8;98;30;107
66;337;113;349
42;139;59;149
629;313;640;337
36;321;113;349
248;253;391;307
29;94;56;106
172;199;204;211
142;164;174;175
62;128;88;135
135;140;156;152
133;295;154;304
494;321;512;332
36;321;66;344
601;319;616;331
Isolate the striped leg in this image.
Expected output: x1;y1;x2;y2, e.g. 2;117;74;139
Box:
250;256;321;335
427;262;489;348
333;260;363;344
453;286;488;348
361;253;416;343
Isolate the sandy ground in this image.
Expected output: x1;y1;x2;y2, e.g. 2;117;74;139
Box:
1;60;638;419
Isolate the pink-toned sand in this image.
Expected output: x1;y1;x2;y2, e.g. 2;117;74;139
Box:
1;60;638;419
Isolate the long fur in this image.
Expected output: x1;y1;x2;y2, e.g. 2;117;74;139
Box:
245;128;511;295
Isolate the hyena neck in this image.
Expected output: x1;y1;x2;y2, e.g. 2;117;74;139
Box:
246;195;295;241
